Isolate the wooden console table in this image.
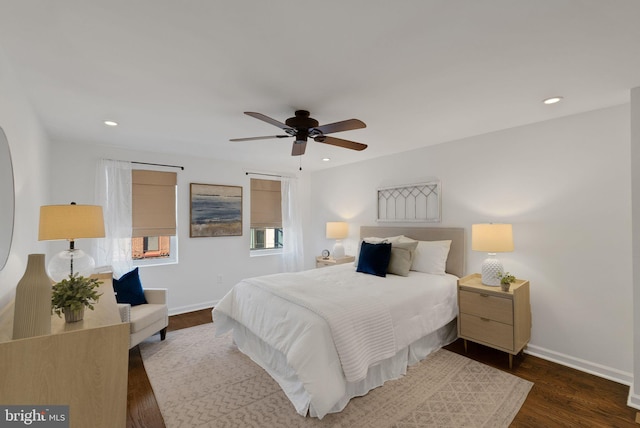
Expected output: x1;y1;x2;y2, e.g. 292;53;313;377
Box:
0;273;128;428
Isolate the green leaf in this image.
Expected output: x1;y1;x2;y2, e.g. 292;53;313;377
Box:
51;273;103;314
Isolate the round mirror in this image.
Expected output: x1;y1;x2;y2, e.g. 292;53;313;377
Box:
0;127;14;270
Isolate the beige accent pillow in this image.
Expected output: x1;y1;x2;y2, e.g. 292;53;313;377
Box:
387;241;419;276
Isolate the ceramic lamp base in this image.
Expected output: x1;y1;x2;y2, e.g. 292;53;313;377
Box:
481;254;502;286
332;240;345;258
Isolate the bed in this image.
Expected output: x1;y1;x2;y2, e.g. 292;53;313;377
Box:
213;226;465;419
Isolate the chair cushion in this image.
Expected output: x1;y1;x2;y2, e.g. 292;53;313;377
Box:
129;304;167;334
113;267;147;306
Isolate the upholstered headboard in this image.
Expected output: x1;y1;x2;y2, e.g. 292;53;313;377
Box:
360;226;465;278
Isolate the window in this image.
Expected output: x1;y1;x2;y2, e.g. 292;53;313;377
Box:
132;169;178;265
250;227;283;250
250;178;282;251
132;236;171;259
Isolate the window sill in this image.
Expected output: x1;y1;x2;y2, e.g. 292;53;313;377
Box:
133;258;178;268
250;248;283;257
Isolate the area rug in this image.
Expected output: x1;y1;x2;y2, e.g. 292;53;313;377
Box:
140;323;533;428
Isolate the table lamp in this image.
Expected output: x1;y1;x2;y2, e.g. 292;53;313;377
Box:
326;221;348;258
472;223;514;286
39;202;105;281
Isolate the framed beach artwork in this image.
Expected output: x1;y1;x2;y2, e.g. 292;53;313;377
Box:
190;183;242;237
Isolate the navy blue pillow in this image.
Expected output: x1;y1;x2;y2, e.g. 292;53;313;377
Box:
356;241;392;277
113;267;147;306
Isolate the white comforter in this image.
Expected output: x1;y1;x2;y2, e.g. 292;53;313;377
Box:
245;271;397;383
213;264;458;418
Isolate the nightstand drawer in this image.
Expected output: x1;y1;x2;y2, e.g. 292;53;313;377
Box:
459;290;513;324
459;313;514;350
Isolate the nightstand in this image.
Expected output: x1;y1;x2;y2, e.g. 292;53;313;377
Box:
457;273;531;368
316;255;355;268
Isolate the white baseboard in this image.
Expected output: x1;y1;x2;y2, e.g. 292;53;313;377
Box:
168;300;219;316
628;390;640;410
525;343;633;386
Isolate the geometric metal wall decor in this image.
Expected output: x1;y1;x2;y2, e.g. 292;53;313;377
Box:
377;181;441;223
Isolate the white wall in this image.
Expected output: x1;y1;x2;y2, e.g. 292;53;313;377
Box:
49;140;312;315
630;87;640;408
0;47;50;313
311;104;633;383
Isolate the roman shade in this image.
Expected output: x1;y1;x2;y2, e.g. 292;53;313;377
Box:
250;178;282;228
132;170;177;237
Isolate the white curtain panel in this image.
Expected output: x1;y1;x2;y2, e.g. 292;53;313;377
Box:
93;159;133;278
281;177;304;272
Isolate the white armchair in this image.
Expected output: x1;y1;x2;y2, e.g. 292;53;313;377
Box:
117;288;168;349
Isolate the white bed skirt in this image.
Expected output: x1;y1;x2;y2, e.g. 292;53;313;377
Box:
218;314;458;418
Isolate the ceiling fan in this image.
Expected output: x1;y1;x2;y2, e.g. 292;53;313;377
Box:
230;110;367;156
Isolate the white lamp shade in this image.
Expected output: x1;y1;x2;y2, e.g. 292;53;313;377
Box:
39;204;105;241
326;222;348;240
471;223;514;253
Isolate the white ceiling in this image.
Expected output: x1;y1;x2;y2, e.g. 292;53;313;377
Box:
1;1;640;172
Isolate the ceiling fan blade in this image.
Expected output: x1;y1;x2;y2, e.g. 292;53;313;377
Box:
245;112;291;131
315;136;367;151
230;135;290;142
291;141;307;156
312;118;366;135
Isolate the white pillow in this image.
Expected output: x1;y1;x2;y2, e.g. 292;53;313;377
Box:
398;235;418;244
411;240;452;275
365;235;403;244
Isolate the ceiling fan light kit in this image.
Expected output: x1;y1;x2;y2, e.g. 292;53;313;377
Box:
231;110;367;157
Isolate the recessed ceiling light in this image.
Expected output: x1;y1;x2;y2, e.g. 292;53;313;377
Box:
103;120;118;127
542;96;563;105
322;157;331;162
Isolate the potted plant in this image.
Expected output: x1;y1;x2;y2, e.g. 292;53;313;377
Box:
51;273;103;323
496;271;516;292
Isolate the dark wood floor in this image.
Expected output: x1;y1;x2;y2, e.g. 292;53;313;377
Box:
127;309;638;427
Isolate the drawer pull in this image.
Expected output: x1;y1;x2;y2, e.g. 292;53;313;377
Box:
480;317;490;322
480;293;489;297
